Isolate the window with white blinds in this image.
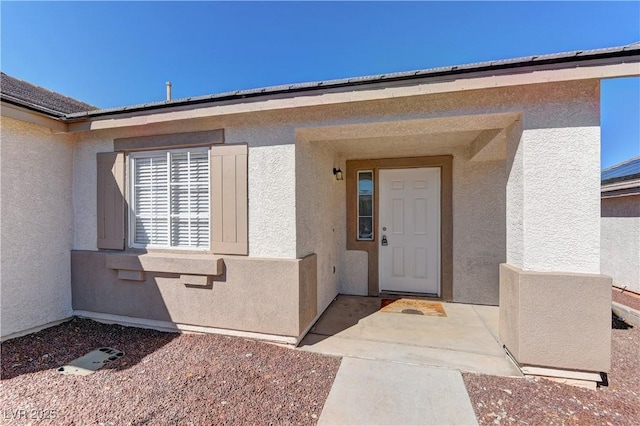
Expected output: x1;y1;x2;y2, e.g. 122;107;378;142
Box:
129;148;210;249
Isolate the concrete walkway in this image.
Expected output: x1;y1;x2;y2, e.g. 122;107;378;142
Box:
319;358;478;425
299;295;521;425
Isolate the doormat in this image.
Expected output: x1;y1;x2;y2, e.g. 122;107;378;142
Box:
57;347;124;376
380;299;447;317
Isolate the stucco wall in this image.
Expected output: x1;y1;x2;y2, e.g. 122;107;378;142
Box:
71;251;317;338
518;126;601;273
505;121;525;269
499;264;611;373
505;82;601;274
68;79;601;315
452;156;506;304
294;80;597;304
295;139;342;313
601;195;640;293
73;138;114;250
72;125;298;259
226;126;296;258
323;145;506;305
1;117;75;338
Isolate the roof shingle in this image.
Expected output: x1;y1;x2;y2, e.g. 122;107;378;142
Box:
0;72;96;115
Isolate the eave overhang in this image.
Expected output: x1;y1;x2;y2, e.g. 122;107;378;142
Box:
2;43;639;134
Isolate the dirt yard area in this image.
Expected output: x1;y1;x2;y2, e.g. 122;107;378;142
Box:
1;318;340;425
3;299;638;425
463;316;640;425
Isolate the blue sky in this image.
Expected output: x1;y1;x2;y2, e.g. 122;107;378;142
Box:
1;1;638;168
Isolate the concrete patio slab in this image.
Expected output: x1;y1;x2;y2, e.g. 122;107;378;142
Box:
470;304;501;340
318;357;478;426
300;295;521;377
301;332;520;377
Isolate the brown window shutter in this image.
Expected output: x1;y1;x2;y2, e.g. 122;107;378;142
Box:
210;144;248;255
97;152;125;250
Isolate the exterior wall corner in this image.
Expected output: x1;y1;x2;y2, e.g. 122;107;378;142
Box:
499;263;611;374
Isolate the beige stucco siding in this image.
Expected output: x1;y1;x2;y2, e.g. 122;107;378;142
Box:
499;264;611;373
67;78;602;312
72;126;298;259
294;79;599;304
295;139;343;313
1;117;75;338
72;138;114;250
505;82;601;274
601;195;640;293
226;126;297;258
317;145;507;305
452;157;506;304
518;126;601;273
71;251;317;338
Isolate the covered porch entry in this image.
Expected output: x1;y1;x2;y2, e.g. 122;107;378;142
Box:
296;111;518;306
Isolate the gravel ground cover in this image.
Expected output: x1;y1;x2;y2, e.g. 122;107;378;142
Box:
612;287;640;311
1;318;340;425
463;317;639;425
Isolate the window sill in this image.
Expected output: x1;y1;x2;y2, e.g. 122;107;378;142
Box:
105;252;224;286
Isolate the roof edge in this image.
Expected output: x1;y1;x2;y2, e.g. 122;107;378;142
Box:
64;42;640;121
602;155;640;172
1;98;68;132
602;173;640;186
1;94;66;118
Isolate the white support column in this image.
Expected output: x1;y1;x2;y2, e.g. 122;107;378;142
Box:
501;121;611;378
507;124;601;274
521;126;601;274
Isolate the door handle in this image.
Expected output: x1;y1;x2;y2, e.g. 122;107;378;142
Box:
381;235;388;246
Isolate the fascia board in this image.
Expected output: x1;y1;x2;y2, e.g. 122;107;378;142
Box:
1;101;67;133
61;60;639;133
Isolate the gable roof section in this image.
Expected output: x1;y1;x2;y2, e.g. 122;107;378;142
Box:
0;72;96;116
602;156;640;197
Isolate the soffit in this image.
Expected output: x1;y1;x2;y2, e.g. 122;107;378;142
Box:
297;112;519;142
302;112;518;161
325;131;483;160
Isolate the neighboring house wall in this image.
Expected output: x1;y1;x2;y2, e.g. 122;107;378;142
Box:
0;117;74;338
601;194;640;293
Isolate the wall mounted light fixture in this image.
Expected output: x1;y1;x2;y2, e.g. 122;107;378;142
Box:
333;168;344;181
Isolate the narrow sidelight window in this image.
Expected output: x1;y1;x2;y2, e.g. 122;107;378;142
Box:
357;171;374;240
129;148;210;249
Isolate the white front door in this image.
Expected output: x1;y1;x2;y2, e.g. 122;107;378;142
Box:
379;168;440;295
